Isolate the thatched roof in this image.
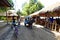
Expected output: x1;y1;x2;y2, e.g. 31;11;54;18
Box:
0;13;18;16
0;10;18;16
29;2;60;17
41;2;60;12
7;10;16;13
29;9;47;17
29;12;39;17
38;2;60;12
9;13;18;16
7;10;18;16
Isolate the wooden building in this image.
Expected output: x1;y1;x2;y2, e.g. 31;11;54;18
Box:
29;2;60;32
7;10;18;22
0;0;14;24
0;10;18;21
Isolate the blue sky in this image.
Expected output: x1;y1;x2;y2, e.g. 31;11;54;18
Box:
12;0;60;11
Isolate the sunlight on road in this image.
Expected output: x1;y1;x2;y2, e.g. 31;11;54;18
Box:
0;20;4;22
52;31;60;36
34;25;44;28
20;22;44;28
52;31;60;40
33;23;44;28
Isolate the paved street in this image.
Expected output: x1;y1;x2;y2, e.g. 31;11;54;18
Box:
16;25;56;40
0;22;56;40
0;22;9;36
11;22;56;40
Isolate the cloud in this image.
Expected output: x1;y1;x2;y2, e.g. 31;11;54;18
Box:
13;0;29;11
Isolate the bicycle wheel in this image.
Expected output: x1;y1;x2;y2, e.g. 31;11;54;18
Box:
14;31;18;38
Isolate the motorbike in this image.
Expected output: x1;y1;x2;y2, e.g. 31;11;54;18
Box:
25;22;32;29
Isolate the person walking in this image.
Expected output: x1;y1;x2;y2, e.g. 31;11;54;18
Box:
17;16;20;27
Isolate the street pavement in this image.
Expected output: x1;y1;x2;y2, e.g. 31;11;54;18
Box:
0;25;13;40
0;22;6;27
11;22;56;40
15;25;56;40
0;22;57;40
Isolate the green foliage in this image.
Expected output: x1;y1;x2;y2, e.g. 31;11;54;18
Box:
0;7;7;12
0;7;14;13
29;0;37;6
17;10;22;16
21;11;28;16
22;0;44;16
16;10;27;16
0;16;6;20
8;0;13;3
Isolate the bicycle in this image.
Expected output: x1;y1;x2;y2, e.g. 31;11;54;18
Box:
13;24;18;39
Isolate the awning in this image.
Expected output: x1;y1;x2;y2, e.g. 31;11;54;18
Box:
0;0;13;7
7;10;18;16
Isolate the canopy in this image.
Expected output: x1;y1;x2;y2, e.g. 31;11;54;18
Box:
7;10;18;16
10;13;18;16
7;10;16;14
0;0;13;7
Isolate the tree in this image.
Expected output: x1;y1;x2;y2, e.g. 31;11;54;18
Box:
22;3;29;15
29;0;37;6
22;0;44;16
17;10;21;26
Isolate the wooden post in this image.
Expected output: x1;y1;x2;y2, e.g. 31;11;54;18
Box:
59;25;60;32
5;8;8;25
54;20;57;31
54;23;57;31
52;21;54;31
49;23;51;30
